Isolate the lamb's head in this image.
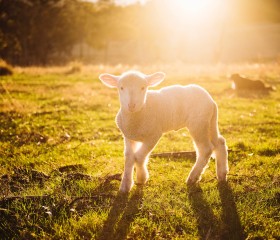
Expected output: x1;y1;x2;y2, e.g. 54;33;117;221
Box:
230;73;241;81
99;71;165;113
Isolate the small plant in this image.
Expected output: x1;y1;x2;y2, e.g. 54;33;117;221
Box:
65;61;83;74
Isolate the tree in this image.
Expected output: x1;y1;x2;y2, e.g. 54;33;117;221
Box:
0;0;88;65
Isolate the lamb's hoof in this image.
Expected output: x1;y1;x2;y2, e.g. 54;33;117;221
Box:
136;177;149;185
217;177;227;183
186;177;199;186
217;172;228;182
119;180;134;193
186;172;201;185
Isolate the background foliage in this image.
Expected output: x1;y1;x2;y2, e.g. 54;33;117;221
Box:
1;0;280;65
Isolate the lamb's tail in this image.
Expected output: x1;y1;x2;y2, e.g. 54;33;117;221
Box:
210;103;228;181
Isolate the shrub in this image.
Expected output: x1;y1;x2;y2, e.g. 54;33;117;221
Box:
65;61;82;74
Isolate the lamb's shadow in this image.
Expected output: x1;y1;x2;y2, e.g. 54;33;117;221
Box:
97;185;144;240
218;182;246;240
187;185;219;239
188;183;246;240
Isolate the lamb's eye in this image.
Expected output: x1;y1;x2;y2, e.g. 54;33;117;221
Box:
120;87;124;90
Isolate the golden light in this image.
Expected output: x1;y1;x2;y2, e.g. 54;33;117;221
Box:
146;0;231;63
167;0;216;16
161;0;228;25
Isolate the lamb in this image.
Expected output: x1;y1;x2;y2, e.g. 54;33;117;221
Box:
99;71;228;192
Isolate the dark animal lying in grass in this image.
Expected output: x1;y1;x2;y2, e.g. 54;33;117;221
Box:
230;74;275;92
0;66;13;76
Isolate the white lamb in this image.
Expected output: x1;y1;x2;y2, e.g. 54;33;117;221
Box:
99;71;228;192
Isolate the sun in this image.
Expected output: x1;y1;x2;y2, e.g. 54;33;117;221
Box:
170;0;212;13
144;0;230;63
157;0;229;37
160;0;228;23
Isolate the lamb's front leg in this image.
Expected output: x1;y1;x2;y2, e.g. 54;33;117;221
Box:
134;136;160;185
120;138;138;193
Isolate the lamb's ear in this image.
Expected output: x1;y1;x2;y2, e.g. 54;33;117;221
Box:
146;72;165;87
99;73;119;88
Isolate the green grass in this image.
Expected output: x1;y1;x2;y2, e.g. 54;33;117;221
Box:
0;67;279;239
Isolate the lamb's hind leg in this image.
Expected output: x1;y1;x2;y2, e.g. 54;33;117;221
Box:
187;126;213;185
215;136;228;182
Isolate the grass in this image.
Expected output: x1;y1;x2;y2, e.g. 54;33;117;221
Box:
0;64;279;239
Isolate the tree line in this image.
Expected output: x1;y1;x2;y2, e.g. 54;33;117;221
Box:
1;0;280;66
0;0;154;65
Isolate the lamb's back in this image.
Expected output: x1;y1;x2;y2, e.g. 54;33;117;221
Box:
146;85;215;132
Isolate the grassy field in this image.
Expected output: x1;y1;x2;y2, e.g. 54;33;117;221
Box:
0;64;279;239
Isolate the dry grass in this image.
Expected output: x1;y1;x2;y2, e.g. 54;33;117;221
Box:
14;61;280;79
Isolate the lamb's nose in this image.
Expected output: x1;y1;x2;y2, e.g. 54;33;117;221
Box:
128;103;136;111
